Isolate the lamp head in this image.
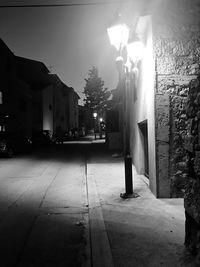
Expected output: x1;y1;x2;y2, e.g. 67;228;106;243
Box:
107;14;129;52
126;36;144;65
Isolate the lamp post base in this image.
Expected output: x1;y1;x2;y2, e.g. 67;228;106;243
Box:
120;192;140;199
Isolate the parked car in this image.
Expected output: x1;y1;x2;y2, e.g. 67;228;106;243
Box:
0;131;32;157
32;130;54;147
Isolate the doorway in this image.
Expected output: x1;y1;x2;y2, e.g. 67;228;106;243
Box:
138;120;149;178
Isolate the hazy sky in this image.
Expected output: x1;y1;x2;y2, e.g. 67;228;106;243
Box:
0;0;140;104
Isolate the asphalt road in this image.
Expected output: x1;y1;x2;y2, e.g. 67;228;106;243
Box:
0;143;91;267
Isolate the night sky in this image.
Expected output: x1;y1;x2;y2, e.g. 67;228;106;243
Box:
0;0;138;104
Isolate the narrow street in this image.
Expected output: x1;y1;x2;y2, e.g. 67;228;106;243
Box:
1;1;200;266
0;142;91;267
0;139;188;267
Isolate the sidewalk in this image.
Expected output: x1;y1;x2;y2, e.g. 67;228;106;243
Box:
87;141;193;267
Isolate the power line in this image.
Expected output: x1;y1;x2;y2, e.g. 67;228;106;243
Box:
0;1;130;8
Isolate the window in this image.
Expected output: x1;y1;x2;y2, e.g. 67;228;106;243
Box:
0;92;2;104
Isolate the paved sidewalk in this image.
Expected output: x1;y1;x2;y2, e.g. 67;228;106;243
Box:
0;139;193;266
87;141;193;267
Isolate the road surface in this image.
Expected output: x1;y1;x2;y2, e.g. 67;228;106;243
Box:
0;143;90;267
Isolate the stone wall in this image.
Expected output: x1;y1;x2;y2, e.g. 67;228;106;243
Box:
155;93;170;197
184;77;200;262
184;77;200;222
153;0;200;197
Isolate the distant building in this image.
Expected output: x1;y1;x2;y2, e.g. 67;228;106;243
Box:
15;56;53;134
0;39;80;139
78;105;85;129
0;39;32;138
42;75;80;134
16;57;80;136
78;105;95;134
65;85;80;132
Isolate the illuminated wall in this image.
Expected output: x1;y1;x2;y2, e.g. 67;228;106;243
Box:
130;15;156;196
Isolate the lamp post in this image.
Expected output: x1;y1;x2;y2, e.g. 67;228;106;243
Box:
107;15;144;198
93;112;97;140
99;117;103;139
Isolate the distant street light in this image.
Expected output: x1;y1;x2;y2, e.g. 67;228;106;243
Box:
107;14;144;198
99;117;103;139
93;112;98;140
93;112;97;119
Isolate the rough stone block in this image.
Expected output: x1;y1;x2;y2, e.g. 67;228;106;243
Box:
157;75;194;95
184;134;195;153
157;142;170;197
157;56;200;76
156;94;169;143
184;178;200;224
157;127;169;143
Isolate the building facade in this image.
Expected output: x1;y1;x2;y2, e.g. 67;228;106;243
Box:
126;0;200;255
43;75;80;135
0;39;32;138
128;0;200;198
0;39;80;140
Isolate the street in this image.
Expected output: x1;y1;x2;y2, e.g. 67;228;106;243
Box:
0;143;91;267
0;140;188;267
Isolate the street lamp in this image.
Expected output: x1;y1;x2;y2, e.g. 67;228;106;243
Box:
99;117;103;139
93;112;98;140
93;112;97;119
107;15;144;198
107;18;129;53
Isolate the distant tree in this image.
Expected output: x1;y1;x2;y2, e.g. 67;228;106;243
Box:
83;66;111;116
